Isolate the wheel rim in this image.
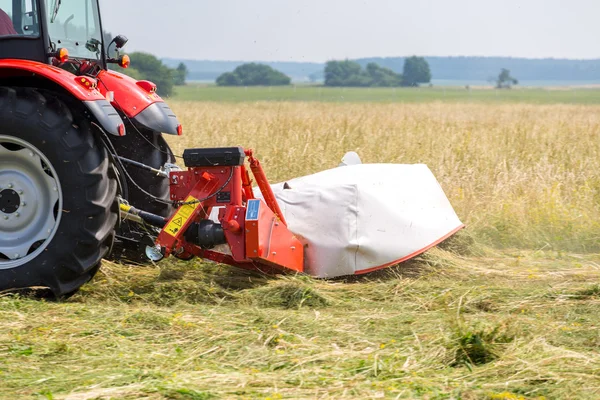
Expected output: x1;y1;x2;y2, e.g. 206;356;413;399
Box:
0;135;63;269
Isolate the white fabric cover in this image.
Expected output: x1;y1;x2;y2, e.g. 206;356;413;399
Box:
258;164;463;277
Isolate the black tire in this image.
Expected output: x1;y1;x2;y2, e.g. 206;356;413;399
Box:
0;87;118;296
107;123;174;262
110;123;174;217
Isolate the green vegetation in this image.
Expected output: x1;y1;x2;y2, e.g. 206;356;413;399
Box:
497;68;519;89
174;84;600;104
317;57;431;87
402;56;432;86
2;248;600;399
216;63;291;86
173;62;188;86
324;60;403;87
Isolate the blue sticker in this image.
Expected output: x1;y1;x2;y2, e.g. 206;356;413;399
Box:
246;199;260;220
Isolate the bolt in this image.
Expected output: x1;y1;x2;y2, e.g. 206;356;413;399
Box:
14;254;19;258
53;187;57;191
291;246;295;250
253;250;257;253
272;251;277;256
7;183;12;188
21;202;26;207
29;151;34;157
47;229;52;233
14;212;19;217
3;216;7;220
18;190;23;195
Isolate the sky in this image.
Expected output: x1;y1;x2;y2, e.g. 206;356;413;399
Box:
100;0;600;61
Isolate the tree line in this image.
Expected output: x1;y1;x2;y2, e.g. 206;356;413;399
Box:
113;52;518;92
324;57;431;87
215;56;432;87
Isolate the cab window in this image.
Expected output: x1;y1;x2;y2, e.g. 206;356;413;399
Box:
0;0;39;36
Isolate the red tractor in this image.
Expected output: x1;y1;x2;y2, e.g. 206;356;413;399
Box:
0;0;465;297
0;0;305;296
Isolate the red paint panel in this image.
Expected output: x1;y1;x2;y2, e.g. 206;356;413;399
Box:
246;199;304;273
0;59;106;101
97;69;163;117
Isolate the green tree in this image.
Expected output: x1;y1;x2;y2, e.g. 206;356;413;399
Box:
173;62;188;86
496;68;518;89
121;52;174;97
365;63;403;87
402;56;432;87
324;60;403;87
324;60;369;86
216;63;291;86
216;72;241;86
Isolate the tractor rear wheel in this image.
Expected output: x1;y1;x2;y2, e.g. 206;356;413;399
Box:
0;87;118;296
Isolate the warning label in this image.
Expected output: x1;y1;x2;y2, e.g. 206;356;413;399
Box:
164;196;200;237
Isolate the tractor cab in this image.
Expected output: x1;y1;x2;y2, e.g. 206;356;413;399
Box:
0;0;128;73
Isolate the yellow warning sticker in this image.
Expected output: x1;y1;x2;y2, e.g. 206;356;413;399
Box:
164;196;200;237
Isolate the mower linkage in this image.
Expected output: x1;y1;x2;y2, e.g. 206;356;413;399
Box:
118;147;304;273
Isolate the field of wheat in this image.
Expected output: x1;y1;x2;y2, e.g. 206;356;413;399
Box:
1;100;600;399
167;101;600;252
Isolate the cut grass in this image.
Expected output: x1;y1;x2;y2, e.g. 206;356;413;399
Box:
1;249;600;399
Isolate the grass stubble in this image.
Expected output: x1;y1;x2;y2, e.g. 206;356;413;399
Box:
1;101;600;399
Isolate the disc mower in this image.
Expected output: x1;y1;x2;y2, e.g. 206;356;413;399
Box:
0;0;463;296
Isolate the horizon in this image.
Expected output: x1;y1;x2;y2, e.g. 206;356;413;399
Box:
161;55;600;63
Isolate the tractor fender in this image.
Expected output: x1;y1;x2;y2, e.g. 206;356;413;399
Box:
0;59;125;136
97;70;181;135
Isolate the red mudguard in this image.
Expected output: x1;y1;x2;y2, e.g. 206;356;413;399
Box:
0;59;125;136
97;70;182;135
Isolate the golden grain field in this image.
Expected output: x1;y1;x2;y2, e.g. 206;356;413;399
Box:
167;101;600;252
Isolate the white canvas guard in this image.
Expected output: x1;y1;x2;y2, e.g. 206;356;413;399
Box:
257;163;464;277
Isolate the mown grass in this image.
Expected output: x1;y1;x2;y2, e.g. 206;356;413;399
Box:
172;85;600;104
2;100;600;399
2;248;600;399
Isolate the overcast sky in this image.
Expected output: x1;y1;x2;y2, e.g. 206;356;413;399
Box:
100;0;600;61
